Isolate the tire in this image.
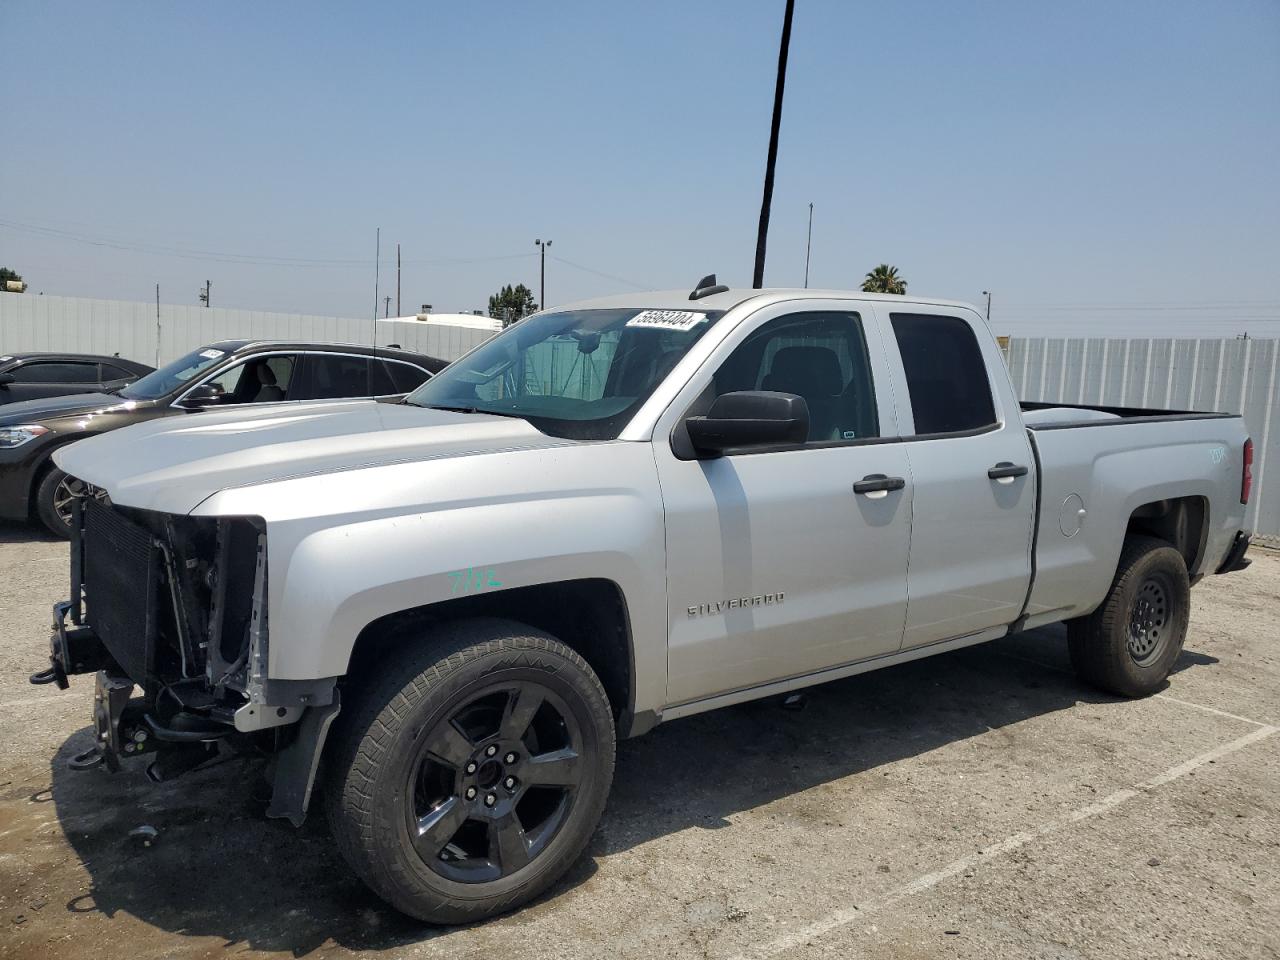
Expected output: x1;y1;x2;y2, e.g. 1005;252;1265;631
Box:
34;465;78;539
324;618;615;924
1067;535;1190;697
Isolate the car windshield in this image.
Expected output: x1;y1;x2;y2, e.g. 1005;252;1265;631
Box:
404;307;723;439
119;346;232;401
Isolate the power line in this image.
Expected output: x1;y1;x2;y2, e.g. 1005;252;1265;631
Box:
0;217;537;270
549;255;651;291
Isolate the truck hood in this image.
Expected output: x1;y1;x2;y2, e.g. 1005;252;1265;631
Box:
54;400;570;515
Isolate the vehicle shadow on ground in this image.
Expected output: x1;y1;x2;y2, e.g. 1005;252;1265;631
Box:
0;519;59;544
47;624;1217;956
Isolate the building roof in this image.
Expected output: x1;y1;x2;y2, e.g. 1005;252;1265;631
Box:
379;313;503;331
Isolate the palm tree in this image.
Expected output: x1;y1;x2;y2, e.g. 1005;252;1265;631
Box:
861;264;907;294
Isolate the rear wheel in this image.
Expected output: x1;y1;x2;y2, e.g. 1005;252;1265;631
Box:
324;619;615;924
1068;535;1190;697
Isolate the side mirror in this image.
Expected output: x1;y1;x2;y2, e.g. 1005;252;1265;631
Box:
179;382;226;408
685;391;809;456
0;373;13;388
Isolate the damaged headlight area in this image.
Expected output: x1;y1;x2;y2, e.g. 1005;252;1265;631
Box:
30;498;339;825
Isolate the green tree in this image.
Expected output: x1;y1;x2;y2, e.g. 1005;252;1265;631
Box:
487;283;538;327
0;267;23;288
860;264;907;294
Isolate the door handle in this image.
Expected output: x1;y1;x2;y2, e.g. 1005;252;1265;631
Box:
988;462;1029;484
853;474;906;499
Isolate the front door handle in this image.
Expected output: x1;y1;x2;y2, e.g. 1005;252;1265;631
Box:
853;474;906;499
988;462;1029;484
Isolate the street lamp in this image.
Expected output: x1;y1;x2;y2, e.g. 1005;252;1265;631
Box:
535;239;552;310
982;290;992;322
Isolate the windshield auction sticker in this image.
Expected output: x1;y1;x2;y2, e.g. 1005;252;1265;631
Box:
626;310;708;331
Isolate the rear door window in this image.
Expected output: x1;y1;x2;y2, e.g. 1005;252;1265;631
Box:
10;361;99;384
297;354;373;400
889;314;997;435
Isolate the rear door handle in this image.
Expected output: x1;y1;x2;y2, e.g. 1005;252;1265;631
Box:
853;474;906;499
988;462;1029;483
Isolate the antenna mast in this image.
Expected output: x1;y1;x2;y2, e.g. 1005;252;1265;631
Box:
371;227;380;397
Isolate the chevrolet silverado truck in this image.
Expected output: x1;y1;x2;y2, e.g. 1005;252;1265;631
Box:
31;278;1254;923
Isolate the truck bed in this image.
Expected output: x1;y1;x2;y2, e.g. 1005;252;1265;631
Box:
1020;400;1236;430
1018;403;1249;632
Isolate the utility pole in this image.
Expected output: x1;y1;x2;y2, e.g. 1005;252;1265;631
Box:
752;0;796;289
383;295;391;318
396;242;401;317
198;280;211;308
535;238;552;309
982;290;992;321
155;283;161;366
803;201;814;288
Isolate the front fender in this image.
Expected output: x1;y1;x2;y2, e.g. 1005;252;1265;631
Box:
193;442;669;719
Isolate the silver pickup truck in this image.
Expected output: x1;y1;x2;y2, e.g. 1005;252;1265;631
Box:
32;280;1254;923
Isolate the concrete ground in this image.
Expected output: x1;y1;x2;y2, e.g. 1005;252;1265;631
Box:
1;521;1277;960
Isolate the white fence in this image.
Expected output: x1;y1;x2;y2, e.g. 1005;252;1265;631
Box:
1007;336;1279;539
4;299;1274;537
0;294;496;367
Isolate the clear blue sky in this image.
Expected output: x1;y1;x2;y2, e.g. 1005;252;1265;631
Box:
3;0;1278;336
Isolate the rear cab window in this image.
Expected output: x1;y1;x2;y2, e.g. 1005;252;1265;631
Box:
889;313;997;436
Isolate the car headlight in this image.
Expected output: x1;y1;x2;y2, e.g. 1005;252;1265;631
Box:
0;425;50;448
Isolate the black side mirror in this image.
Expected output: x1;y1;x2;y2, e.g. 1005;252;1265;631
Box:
0;373;13;388
685;391;809;456
180;382;227;408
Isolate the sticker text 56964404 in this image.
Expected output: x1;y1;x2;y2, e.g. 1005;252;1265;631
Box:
626;310;708;332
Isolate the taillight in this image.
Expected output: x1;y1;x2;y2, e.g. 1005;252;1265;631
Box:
1242;438;1253;504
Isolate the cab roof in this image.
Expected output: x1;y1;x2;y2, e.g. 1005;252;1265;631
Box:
552;287;982;316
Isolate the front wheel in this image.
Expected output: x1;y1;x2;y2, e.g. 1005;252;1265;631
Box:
1067;535;1191;697
324;619;615;924
34;466;96;538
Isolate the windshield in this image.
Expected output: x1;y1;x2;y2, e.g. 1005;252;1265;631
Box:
405;308;723;439
120;345;232;401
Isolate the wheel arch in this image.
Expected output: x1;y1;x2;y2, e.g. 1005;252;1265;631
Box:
343;578;640;737
1125;495;1209;576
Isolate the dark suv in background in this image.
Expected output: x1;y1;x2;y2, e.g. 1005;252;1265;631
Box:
0;340;445;536
0;352;154;404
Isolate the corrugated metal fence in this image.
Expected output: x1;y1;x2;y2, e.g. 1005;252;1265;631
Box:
1008;336;1279;538
0;294;495;366
4;299;1274;537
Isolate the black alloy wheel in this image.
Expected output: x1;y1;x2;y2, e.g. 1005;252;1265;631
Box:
325;620;615;924
408;681;584;883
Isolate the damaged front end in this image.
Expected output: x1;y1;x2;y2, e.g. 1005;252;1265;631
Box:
30;497;339;825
